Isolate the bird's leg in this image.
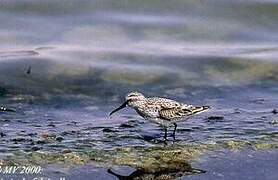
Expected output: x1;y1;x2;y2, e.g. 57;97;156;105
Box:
163;127;168;142
173;123;177;141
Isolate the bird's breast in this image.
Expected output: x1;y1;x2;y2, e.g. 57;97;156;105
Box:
134;107;159;119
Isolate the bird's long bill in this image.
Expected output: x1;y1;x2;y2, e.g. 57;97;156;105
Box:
109;101;128;116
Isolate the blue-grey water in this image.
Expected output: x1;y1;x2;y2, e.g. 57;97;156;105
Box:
0;0;278;179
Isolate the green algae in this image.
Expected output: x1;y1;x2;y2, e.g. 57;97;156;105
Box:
109;147;202;172
27;152;90;166
252;142;278;150
203;59;278;85
222;140;250;151
100;68;163;86
2;135;278;174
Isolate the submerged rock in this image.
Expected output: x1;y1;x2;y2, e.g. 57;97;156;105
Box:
272;109;278;114
11;137;33;143
56;136;64;141
119;123;135;128
62;149;72;154
223;140;248;151
252;143;273;150
0;87;8;96
36;140;48;144
110;147;203;174
29;151;89;165
40;133;57;140
0;132;6;137
102;128;117;133
31;146;41;151
47;122;56;127
269;120;278;125
206;116;224;121
233;108;241;114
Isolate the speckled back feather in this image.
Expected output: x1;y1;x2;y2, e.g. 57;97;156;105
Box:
159;104;210;120
136;97;210;121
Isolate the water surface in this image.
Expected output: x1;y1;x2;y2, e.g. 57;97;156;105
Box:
0;0;278;179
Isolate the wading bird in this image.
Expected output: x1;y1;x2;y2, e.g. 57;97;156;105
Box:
109;92;210;142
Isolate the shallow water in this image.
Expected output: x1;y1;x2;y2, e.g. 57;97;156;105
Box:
0;0;278;179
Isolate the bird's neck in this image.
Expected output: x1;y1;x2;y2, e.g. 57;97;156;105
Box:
129;99;146;109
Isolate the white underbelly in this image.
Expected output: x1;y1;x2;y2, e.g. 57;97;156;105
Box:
135;108;158;119
134;108;175;127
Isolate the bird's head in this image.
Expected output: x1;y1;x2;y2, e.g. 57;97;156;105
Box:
109;91;145;116
125;91;145;105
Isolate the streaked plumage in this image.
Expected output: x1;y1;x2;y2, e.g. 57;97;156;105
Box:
109;92;210;141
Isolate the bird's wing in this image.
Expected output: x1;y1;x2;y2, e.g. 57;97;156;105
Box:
146;97;210;120
159;102;210;120
147;97;182;109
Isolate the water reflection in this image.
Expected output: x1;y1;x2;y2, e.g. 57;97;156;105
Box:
108;162;206;180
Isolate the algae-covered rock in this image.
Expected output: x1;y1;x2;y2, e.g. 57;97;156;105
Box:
63;152;88;164
222;140;249;151
252;143;272;150
106;146;203;173
104;146;206;179
252;142;278;150
29;151;89;165
2;132;278;174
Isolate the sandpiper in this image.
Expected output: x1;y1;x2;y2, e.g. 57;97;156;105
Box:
109;92;210;141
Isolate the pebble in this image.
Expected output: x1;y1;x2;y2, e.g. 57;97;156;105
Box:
31;146;41;151
62;149;72;154
0;132;6;137
269;120;278;125
36;140;47;144
56;136;64;141
47;122;56;127
207;116;224;120
119;123;134;128
103;128;116;132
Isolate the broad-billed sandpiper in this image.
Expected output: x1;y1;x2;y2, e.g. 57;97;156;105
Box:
109;92;210;141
